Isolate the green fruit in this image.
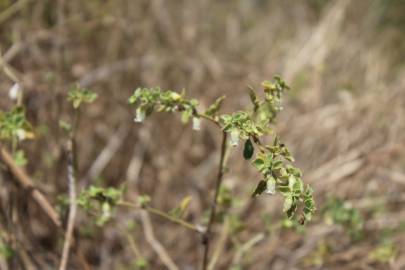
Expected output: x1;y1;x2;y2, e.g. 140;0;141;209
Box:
243;139;254;160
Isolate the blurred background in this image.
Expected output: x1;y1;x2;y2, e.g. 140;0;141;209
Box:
1;0;405;269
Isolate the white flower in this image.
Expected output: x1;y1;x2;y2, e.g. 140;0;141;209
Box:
229;129;240;146
16;129;26;141
265;178;276;195
192;117;201;131
9;83;21;100
134;108;145;123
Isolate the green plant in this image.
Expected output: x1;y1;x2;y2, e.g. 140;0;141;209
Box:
67;85;98;109
128;77;315;223
128;76;315;269
0;77;315;269
322;197;364;240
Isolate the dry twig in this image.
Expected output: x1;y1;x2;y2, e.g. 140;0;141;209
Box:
59;140;78;270
0;144;61;227
140;211;179;270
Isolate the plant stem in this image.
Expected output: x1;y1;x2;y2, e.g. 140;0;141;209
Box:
202;131;228;270
118;201;204;233
59;139;77;270
59;109;80;270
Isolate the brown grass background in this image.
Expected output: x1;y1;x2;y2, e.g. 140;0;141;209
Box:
1;0;405;269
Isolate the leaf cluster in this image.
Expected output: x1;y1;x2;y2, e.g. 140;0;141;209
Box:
0;106;32;142
251;136;315;223
129;87;199;124
322;198;364;240
128;77;315;224
68;85;98;109
77;186;123;226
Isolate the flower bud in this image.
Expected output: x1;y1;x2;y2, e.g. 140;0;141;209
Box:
192;117;201;131
265;177;276;195
9;83;21;100
16;129;26;141
134;108;146;123
229;129;240;146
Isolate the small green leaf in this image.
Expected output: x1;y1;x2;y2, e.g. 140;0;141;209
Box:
137;195;151;207
205;95;225;116
243;139;254;160
252;157;265;171
0;243;14;259
13;150;27;166
68;85;98;109
248;87;260;111
283;195;293;213
59;120;72;133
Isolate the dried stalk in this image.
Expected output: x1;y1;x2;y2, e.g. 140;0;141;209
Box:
0;144;61;227
58;139;78;270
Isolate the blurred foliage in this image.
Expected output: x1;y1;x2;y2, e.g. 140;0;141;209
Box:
68;85;98;109
0;242;14;260
368;241;397;264
77;185;123;226
322;198;364;240
0;106;32;142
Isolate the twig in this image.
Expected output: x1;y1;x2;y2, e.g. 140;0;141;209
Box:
118;201;204;233
232;233;265;267
59;139;78;270
140;211;179;270
0;0;31;25
207;217;230;270
202;131;228;270
126;233;142;259
0;144;61;227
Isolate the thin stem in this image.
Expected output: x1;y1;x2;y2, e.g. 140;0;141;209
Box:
197;113;221;128
201;131;228;270
118;201;204;233
125;232;142;259
59;108;80;270
59;139;77;270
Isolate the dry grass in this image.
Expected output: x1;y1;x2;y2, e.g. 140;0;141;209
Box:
0;0;404;269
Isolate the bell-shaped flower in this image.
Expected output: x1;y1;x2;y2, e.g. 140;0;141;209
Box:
134;107;146;123
229;129;240;146
192;117;201;131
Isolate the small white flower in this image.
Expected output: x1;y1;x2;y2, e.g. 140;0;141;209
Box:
134;108;145;123
192;117;201;131
9;83;21;100
229;129;240;146
16;129;26;141
265;178;276;195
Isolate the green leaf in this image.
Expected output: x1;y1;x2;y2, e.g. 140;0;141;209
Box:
68;85;98;109
283;195;293;213
0;243;14;259
205;95;225;116
243;139;254;160
13;150;27;166
169;196;192;218
248;87;260;111
252;157;265;172
137;195;151;207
